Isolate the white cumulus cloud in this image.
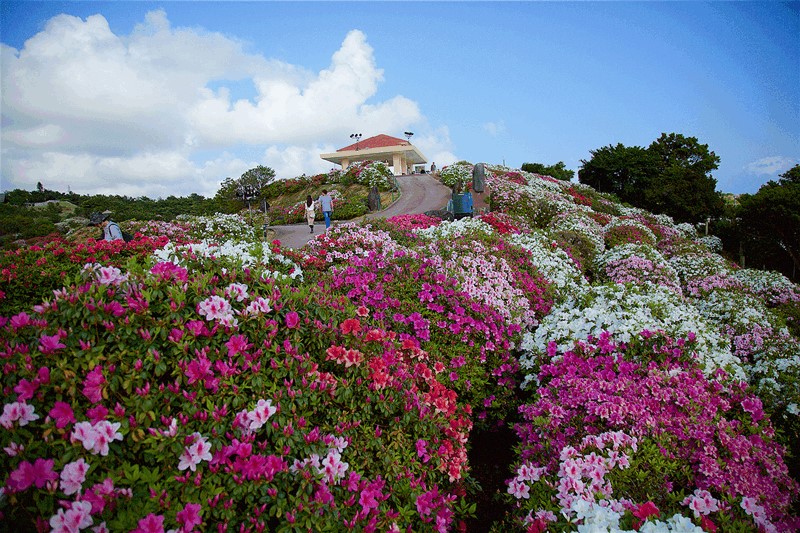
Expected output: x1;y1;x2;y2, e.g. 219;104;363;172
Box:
1;10;449;197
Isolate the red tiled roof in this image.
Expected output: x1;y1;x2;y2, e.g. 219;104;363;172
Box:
337;134;410;152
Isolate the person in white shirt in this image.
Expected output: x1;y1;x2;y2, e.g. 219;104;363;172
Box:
304;195;317;233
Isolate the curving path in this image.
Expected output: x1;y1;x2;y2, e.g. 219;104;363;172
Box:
268;174;451;249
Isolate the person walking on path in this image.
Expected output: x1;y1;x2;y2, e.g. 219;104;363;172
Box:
318;189;333;230
89;212;123;241
304;195;317;233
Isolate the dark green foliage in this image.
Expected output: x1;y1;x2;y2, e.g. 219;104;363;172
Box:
737;165;800;277
578;133;724;223
521;161;574;181
0;187;221;247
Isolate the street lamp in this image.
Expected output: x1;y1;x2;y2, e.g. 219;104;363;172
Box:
404;131;414;143
350;133;362;150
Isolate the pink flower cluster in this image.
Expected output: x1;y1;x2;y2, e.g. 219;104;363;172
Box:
514;330;799;529
71;420;124;456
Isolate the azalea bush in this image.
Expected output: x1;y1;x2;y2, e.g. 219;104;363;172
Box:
439;163;473;191
2;163;799;531
1;251;474;531
503;330;799;532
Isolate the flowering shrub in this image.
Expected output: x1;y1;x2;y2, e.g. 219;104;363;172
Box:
0;256;473;531
175;213;256;242
438;163;473;190
386;214;442;232
0;235;172;316
595;243;682;295
603;218;657;248
506;331;799;532
3;163;800;530
520;283;741;381
357;161;394;190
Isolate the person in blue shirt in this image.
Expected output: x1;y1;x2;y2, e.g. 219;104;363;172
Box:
318;189;334;230
89;212;123;241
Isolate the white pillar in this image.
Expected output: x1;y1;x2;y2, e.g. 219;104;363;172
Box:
392;153;403;176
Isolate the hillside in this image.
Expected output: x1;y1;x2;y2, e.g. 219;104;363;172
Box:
0;163;798;531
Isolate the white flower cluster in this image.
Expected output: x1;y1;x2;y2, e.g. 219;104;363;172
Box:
177;213;257;242
547;210;606;255
569;500;703;533
732;268;800;304
508;232;589;303
413;217;495;240
693;290;774;334
668;252;730;286
675;222;698;239
152;240;302;280
695;235;723;253
520;283;742;380
358;161;394;189
438;163;473;189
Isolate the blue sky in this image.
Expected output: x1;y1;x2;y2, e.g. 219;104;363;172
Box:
1;1;798;198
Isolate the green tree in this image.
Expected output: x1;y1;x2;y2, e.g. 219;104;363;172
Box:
521;161;574;181
578;143;655;198
638;133;723;222
738;164;800;276
578;134;723;223
215;165;276;210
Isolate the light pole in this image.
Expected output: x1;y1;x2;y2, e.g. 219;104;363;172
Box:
350;133;362;150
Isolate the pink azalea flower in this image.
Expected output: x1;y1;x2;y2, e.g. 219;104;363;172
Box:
48;402;75;429
741;396;764;422
246;399;277;430
60;458;90;495
0;401;39;428
82;365;106;404
285;311;300;329
176;502;203;530
13;379;38;401
133;513;165;533
178;433;212;472
507;479;531;499
10;311;32;329
8;458;58;491
96;265;129;285
49;501;93;533
39;333;66;354
197;295;233;322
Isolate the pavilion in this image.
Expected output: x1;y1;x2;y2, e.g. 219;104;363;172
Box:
320;134;428;176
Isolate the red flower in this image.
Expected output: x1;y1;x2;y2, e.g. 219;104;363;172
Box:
341;318;361;335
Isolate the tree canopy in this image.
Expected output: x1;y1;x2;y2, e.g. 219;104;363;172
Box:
521;161;574;181
578;133;723;223
737;164;800;275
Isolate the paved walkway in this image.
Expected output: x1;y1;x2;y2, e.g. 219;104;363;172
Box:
268;173;453;249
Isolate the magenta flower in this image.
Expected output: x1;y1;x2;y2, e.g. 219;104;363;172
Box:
82;365;106;404
39;333;66;354
132;513;165;533
741;396;764;422
49;401;76;429
176;502;202;530
8;458;58;491
285;311;300;329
